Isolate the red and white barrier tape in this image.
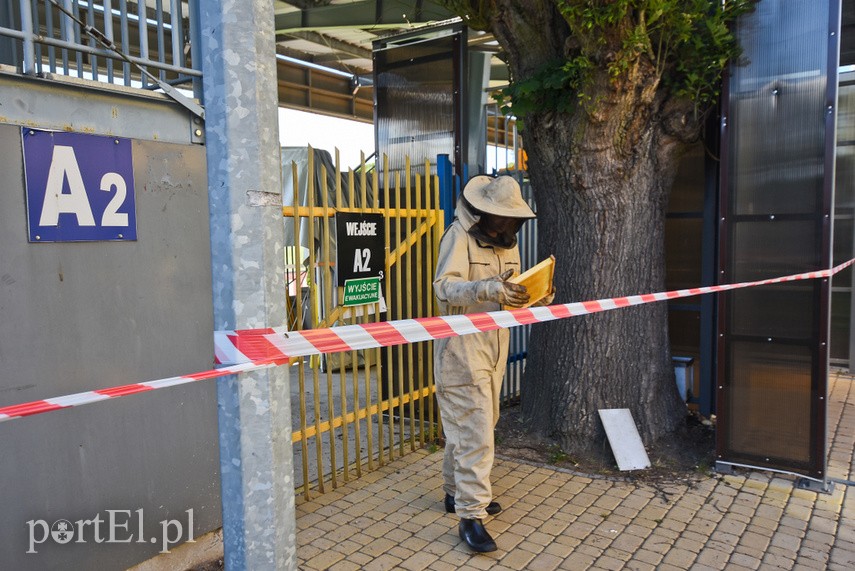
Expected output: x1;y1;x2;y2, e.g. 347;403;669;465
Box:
2;258;853;424
213;258;855;364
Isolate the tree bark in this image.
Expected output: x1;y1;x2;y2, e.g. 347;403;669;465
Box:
486;2;694;453
521;108;688;452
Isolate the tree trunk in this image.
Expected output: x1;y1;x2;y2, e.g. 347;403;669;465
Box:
485;1;698;455
517;90;692;453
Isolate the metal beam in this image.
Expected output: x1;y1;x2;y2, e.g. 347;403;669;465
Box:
280;30;371;60
276;57;373;122
274;0;456;33
311;52;362;64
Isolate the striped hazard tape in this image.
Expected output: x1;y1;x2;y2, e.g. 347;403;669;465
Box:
213;258;855;364
2;258;853;424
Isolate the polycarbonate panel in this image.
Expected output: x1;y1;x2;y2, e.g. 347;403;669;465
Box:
833;217;854;281
668;144;706;212
731;220;818;281
668;308;701;356
665;136;717;414
665;218;703;288
832;76;855;365
718;0;837;482
844;1;855;64
831;290;852;360
835;144;855;212
728;5;828;217
374;31;459;174
836;84;855;144
730;287;815;338
727;342;813;463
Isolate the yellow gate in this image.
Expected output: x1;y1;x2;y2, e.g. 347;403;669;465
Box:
284;149;444;499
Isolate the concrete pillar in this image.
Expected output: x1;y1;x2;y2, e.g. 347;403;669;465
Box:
198;1;296;569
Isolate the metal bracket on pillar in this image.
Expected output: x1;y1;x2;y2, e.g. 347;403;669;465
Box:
796;477;835;495
191;115;205;144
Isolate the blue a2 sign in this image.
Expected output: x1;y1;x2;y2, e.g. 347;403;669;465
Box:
23;129;137;242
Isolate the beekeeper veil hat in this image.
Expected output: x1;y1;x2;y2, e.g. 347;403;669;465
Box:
462;175;536;219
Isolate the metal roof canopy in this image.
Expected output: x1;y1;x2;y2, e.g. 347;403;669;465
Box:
273;1;507;95
274;1;457;74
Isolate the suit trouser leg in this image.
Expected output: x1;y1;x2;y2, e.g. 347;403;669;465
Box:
437;378;495;519
442;440;456;496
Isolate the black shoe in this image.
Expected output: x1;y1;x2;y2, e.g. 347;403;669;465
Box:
458;518;497;553
444;493;502;516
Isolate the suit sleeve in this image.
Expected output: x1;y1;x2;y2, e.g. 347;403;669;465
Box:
433;225;494;306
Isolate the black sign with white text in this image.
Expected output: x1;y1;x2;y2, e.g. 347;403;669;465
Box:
335;213;385;286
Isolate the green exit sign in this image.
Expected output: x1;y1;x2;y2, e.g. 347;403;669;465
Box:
342;277;381;307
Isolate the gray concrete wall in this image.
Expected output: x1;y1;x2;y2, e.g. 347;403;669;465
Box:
0;86;220;569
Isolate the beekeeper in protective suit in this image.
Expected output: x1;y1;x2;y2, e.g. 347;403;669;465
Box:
433;174;554;553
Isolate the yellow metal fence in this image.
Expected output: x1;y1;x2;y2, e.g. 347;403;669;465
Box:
284;150;444;500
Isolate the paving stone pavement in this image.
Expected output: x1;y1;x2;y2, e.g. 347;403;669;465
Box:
296;370;855;570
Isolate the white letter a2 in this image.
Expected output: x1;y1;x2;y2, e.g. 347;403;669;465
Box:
39;145;96;227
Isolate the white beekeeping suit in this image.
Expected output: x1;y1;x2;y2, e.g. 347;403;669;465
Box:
433;175;553;553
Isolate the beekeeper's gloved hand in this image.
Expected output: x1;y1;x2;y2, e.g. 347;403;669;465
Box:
476;269;530;308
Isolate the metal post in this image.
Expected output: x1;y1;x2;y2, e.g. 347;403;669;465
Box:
60;0;73;72
437;153;454;228
19;0;34;74
169;0;182;70
850;219;855;371
198;1;296;570
136;0;148;86
103;0;115;82
700;110;719;417
118;0;130;83
187;0;202;100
